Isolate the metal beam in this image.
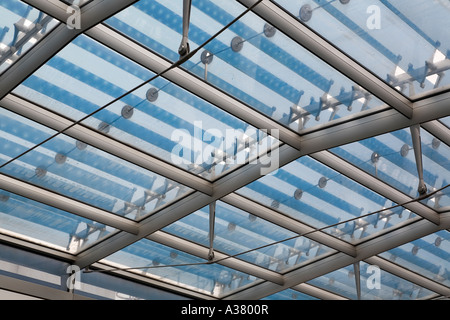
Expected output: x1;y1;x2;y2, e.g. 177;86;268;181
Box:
0;0;138;100
0;274;90;300
311;151;441;225
0;94;213;196
74;144;299;269
147;231;284;286
0;173;139;235
237;0;414;119
365;256;450;298
222;193;357;257
85;24;303;151
225;212;450;299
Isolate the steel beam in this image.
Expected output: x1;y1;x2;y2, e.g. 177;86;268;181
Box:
222;193;357;257
365;256;450;298
225;212;450;299
0;173;139;235
311;151;441;225
0;94;213;196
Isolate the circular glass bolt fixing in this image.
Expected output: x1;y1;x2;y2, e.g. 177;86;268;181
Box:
152;258;160;266
170;251;178;259
432;138;441;150
294;188;303;200
201;50;214;65
400;144;410;157
271;200;280;209
76;140;88;150
248;213;257;222
231;36;244;52
299;4;313;22
371;151;381;164
55;153;67;164
121;104;134;119
0;194;9;202
98;122;110;134
411;245;419;255
35;167;47;178
435;236;442;247
318;176;328;189
263;23;276;37
339;0;350;4
146;87;159;102
227;222;236;232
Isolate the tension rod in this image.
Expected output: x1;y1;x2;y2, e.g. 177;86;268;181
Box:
410;124;427;195
208;201;216;261
178;0;192;59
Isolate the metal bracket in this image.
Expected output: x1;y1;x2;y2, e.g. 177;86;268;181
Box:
178;0;192;59
410;124;427;195
353;262;361;300
208;201;216;261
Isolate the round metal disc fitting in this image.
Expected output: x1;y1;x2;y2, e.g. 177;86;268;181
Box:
318;176;328;189
146;87;159;102
35;167;47;178
76;140;88;150
231;36;244;52
371;151;381;163
201;50;214;65
264;23;276;37
400;144;410;157
299;4;313;22
432;138;441;150
121;104;134;119
55;153;67;164
98;122;110;134
271;200;280;209
0;194;9;202
294;188;303;200
339;0;350;4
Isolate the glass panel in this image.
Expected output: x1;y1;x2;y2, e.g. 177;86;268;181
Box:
274;0;450;98
379;230;450;288
13;34;278;181
331;128;450;210
236;156;415;243
307;262;436;300
441;116;450;129
106;0;387;133
163;201;333;272
0;108;192;221
0;0;59;74
263;288;318;300
0;189;115;253
101;238;260;298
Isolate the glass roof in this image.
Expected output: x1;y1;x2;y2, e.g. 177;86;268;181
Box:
106;0;388;132
0;0;58;74
274;0;450;99
0;0;449;301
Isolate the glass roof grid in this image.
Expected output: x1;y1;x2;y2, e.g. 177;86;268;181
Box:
12;34;279;181
262;288;319;300
330;127;450;209
378;230;450;288
105;0;387;134
101;237;261;298
0;187;116;254
306;261;437;300
162;201;334;273
0;107;193;221
236;155;416;244
273;0;450;99
0;0;59;75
